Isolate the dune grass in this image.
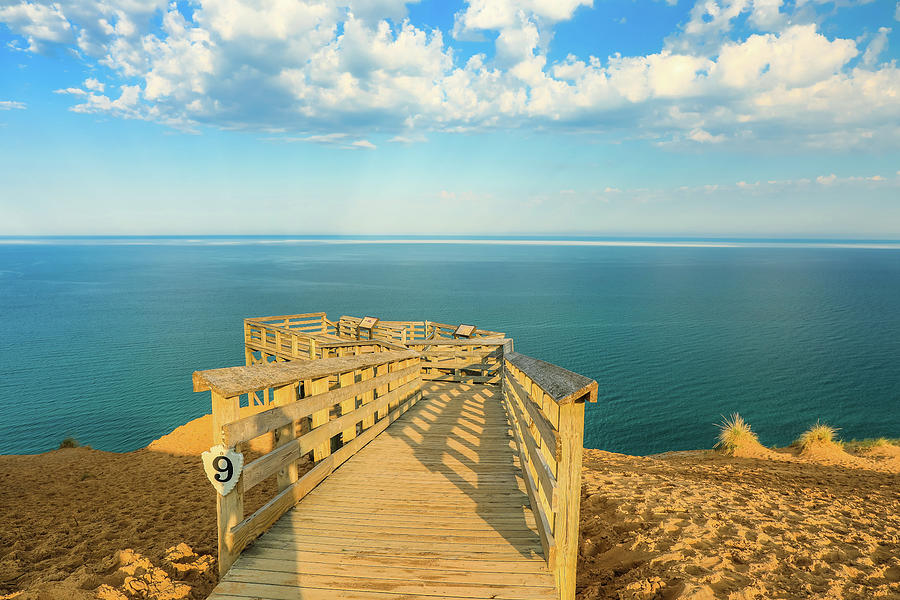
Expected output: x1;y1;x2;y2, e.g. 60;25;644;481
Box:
714;413;761;453
58;437;80;449
795;421;841;451
843;437;900;453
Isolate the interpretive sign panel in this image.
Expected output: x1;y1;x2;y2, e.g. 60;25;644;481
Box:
454;324;476;338
359;316;379;329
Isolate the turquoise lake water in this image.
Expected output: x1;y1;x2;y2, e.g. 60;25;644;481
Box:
1;237;898;455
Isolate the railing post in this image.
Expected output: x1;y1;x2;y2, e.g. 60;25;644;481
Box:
212;391;243;576
309;337;317;359
554;397;586;600
243;321;252;366
273;383;299;491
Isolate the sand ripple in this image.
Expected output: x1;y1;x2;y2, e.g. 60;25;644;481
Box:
578;449;900;599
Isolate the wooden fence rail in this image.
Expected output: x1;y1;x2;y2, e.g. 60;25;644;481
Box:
501;351;598;600
193;349;422;575
200;311;599;600
406;337;512;384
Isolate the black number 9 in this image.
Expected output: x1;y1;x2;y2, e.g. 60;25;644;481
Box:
213;456;233;482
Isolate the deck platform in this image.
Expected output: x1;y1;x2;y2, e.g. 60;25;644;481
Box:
207;381;557;600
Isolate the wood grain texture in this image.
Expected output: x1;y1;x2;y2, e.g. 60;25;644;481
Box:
207;382;555;600
194;350;418;396
504;353;598;405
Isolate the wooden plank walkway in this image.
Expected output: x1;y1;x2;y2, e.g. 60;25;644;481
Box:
207;381;557;600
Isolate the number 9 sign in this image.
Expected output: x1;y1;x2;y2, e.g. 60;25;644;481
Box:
202;444;244;496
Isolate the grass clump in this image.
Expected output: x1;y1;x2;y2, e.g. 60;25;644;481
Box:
714;413;761;454
58;437;80;449
844;437;900;453
795;421;841;451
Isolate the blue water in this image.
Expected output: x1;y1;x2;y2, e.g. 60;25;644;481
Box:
1;237;898;455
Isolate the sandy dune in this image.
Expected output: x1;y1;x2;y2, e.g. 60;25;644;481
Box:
1;412;897;600
578;448;900;600
0;406;280;600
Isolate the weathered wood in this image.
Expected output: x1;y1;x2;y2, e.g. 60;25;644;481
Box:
194;350;419;396
241;378;423;490
232;555;551;585
505;352;598;405
227;387;421;556
309;376;330;462
553;401;585;600
212;391;243;577
338;370;357;444
240;545;550;574
206;381;558;600
504;391;556;566
503;382;558;511
272;383;298;492
409;338;511;347
504;373;562;461
223;364;420;445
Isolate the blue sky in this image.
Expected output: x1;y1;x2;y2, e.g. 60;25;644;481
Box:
1;0;899;237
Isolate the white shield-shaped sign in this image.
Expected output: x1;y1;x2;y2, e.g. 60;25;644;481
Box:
201;444;244;496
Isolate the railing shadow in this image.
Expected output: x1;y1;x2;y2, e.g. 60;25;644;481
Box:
380;379;544;560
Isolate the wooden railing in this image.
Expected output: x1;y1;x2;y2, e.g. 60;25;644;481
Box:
501;351;598;600
244;313;401;363
193;349;422;575
245;312;506;365
407;338;511;384
244;312;327;363
338;315;504;343
425;320;504;339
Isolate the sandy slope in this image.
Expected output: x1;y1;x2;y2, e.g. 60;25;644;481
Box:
1;414;898;600
578;448;900;600
0;404;280;600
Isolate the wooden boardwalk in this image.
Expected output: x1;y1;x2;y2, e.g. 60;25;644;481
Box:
208;381;557;600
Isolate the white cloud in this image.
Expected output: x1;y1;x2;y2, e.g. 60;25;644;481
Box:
713;25;857;89
0;100;27;109
83;77;104;92
1;0;899;150
816;173;837;184
0;2;72;51
862;27;891;67
388;133;427;143
453;0;591;32
688;128;725;142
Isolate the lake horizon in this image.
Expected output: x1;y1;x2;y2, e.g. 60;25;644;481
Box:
1;236;898;456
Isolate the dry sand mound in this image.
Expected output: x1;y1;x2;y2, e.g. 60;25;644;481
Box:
0;426;278;599
147;405;275;456
578;449;900;600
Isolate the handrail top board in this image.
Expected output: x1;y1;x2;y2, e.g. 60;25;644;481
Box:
244;312;326;323
194;350;419;397
406;338;511;346
317;339;405;350
506;351;598;405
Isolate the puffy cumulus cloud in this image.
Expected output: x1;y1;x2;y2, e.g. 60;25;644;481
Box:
0;100;27;109
453;0;591;32
713;25;857;89
1;0;899;149
0;1;73;51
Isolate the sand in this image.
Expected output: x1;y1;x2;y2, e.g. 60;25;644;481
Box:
2;415;898;600
0;406;281;600
578;447;900;599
